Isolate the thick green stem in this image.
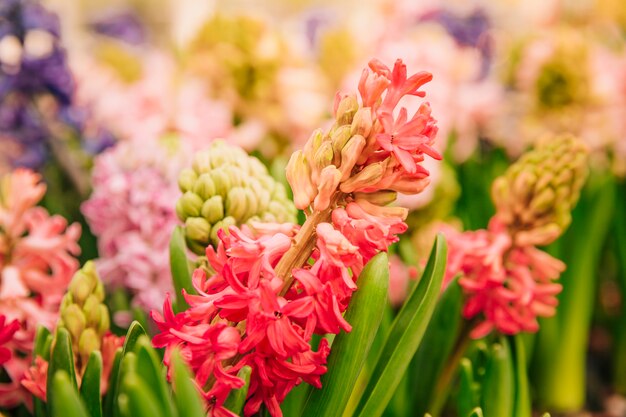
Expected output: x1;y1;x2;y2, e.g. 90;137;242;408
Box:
532;171;615;412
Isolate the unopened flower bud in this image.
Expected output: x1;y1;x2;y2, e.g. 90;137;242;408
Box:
340;162;385;193
179;191;204;219
286;150;316;210
350;107;373;138
334;94;359;125
313;165;342;211
491;134;588;245
178;168;198;192
226;187;248;221
192;174;217;200
185;217;211;244
314;141;335;176
330;125;353;165
339;135;366;181
78;328;101;359
354;190;398;206
61;304;86;340
201;196;224;224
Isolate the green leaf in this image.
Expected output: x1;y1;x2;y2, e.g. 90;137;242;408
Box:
33;326;52;361
122;321;147;355
33;326;52;417
512;336;531;417
171;350;206;417
104;321;146;417
47;327;78;416
119;373;165;417
134;336;177;417
224;366;252;415
80;351;103;417
481;339;514;417
302;252;390;417
353;234;448;417
103;348;123;417
170;225;196;312
411;277;463;416
457;359;480;417
50;371;90;417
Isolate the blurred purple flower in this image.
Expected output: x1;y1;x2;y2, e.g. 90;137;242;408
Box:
89;10;146;45
420;9;493;78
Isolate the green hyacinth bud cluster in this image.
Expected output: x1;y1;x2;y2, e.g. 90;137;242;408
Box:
491;134;589;246
176;141;297;253
58;261;110;373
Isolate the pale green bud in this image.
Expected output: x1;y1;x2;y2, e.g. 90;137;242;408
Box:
314;141;335;173
226;187;248;221
178;168;198;192
78;328;101;359
335;94;359;125
351;107;373;138
330;125;353;165
61;304;86;340
193;174;217;200
185;217;211;244
201;196;224;224
179;191;204;219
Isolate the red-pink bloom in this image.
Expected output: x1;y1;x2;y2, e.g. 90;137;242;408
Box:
443;219;565;339
0;316;19;366
0;169;80;408
376;105;441;174
21;357;48;401
368;59;432;115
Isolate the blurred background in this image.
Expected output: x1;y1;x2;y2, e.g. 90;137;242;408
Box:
1;0;626;414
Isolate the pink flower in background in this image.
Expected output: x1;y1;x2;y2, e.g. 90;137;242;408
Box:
82;140;191;317
442;219;564;338
0;316;19;366
0;169;80;408
72;52;234;150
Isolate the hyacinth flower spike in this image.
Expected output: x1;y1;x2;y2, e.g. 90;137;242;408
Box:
152;58;442;417
423;135;589;416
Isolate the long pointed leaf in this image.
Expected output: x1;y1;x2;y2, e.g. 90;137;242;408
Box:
119;374;166;417
512;336;531;417
457;359;479;417
33;326;52;417
171;350;206;417
411;277;462;416
50;371;90;417
481;339;514;417
354;234;447;417
170;225;196;312
224;366;252;415
134;336;177;417
302;252;390;417
122;321;147;355
103;348;123;417
80;351;103;417
47;327;77;416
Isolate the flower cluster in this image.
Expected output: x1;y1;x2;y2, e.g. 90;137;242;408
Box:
0;168;81;407
176;140;297;254
444;135;589;338
22;261;124;401
152;58;441;417
82;138;191;316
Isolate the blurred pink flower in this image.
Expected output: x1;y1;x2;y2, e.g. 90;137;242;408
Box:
82;140;191;315
0;169;80;408
442;219;564;338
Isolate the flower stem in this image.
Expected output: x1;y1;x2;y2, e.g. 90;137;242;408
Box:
428;320;473;416
276;197;338;295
